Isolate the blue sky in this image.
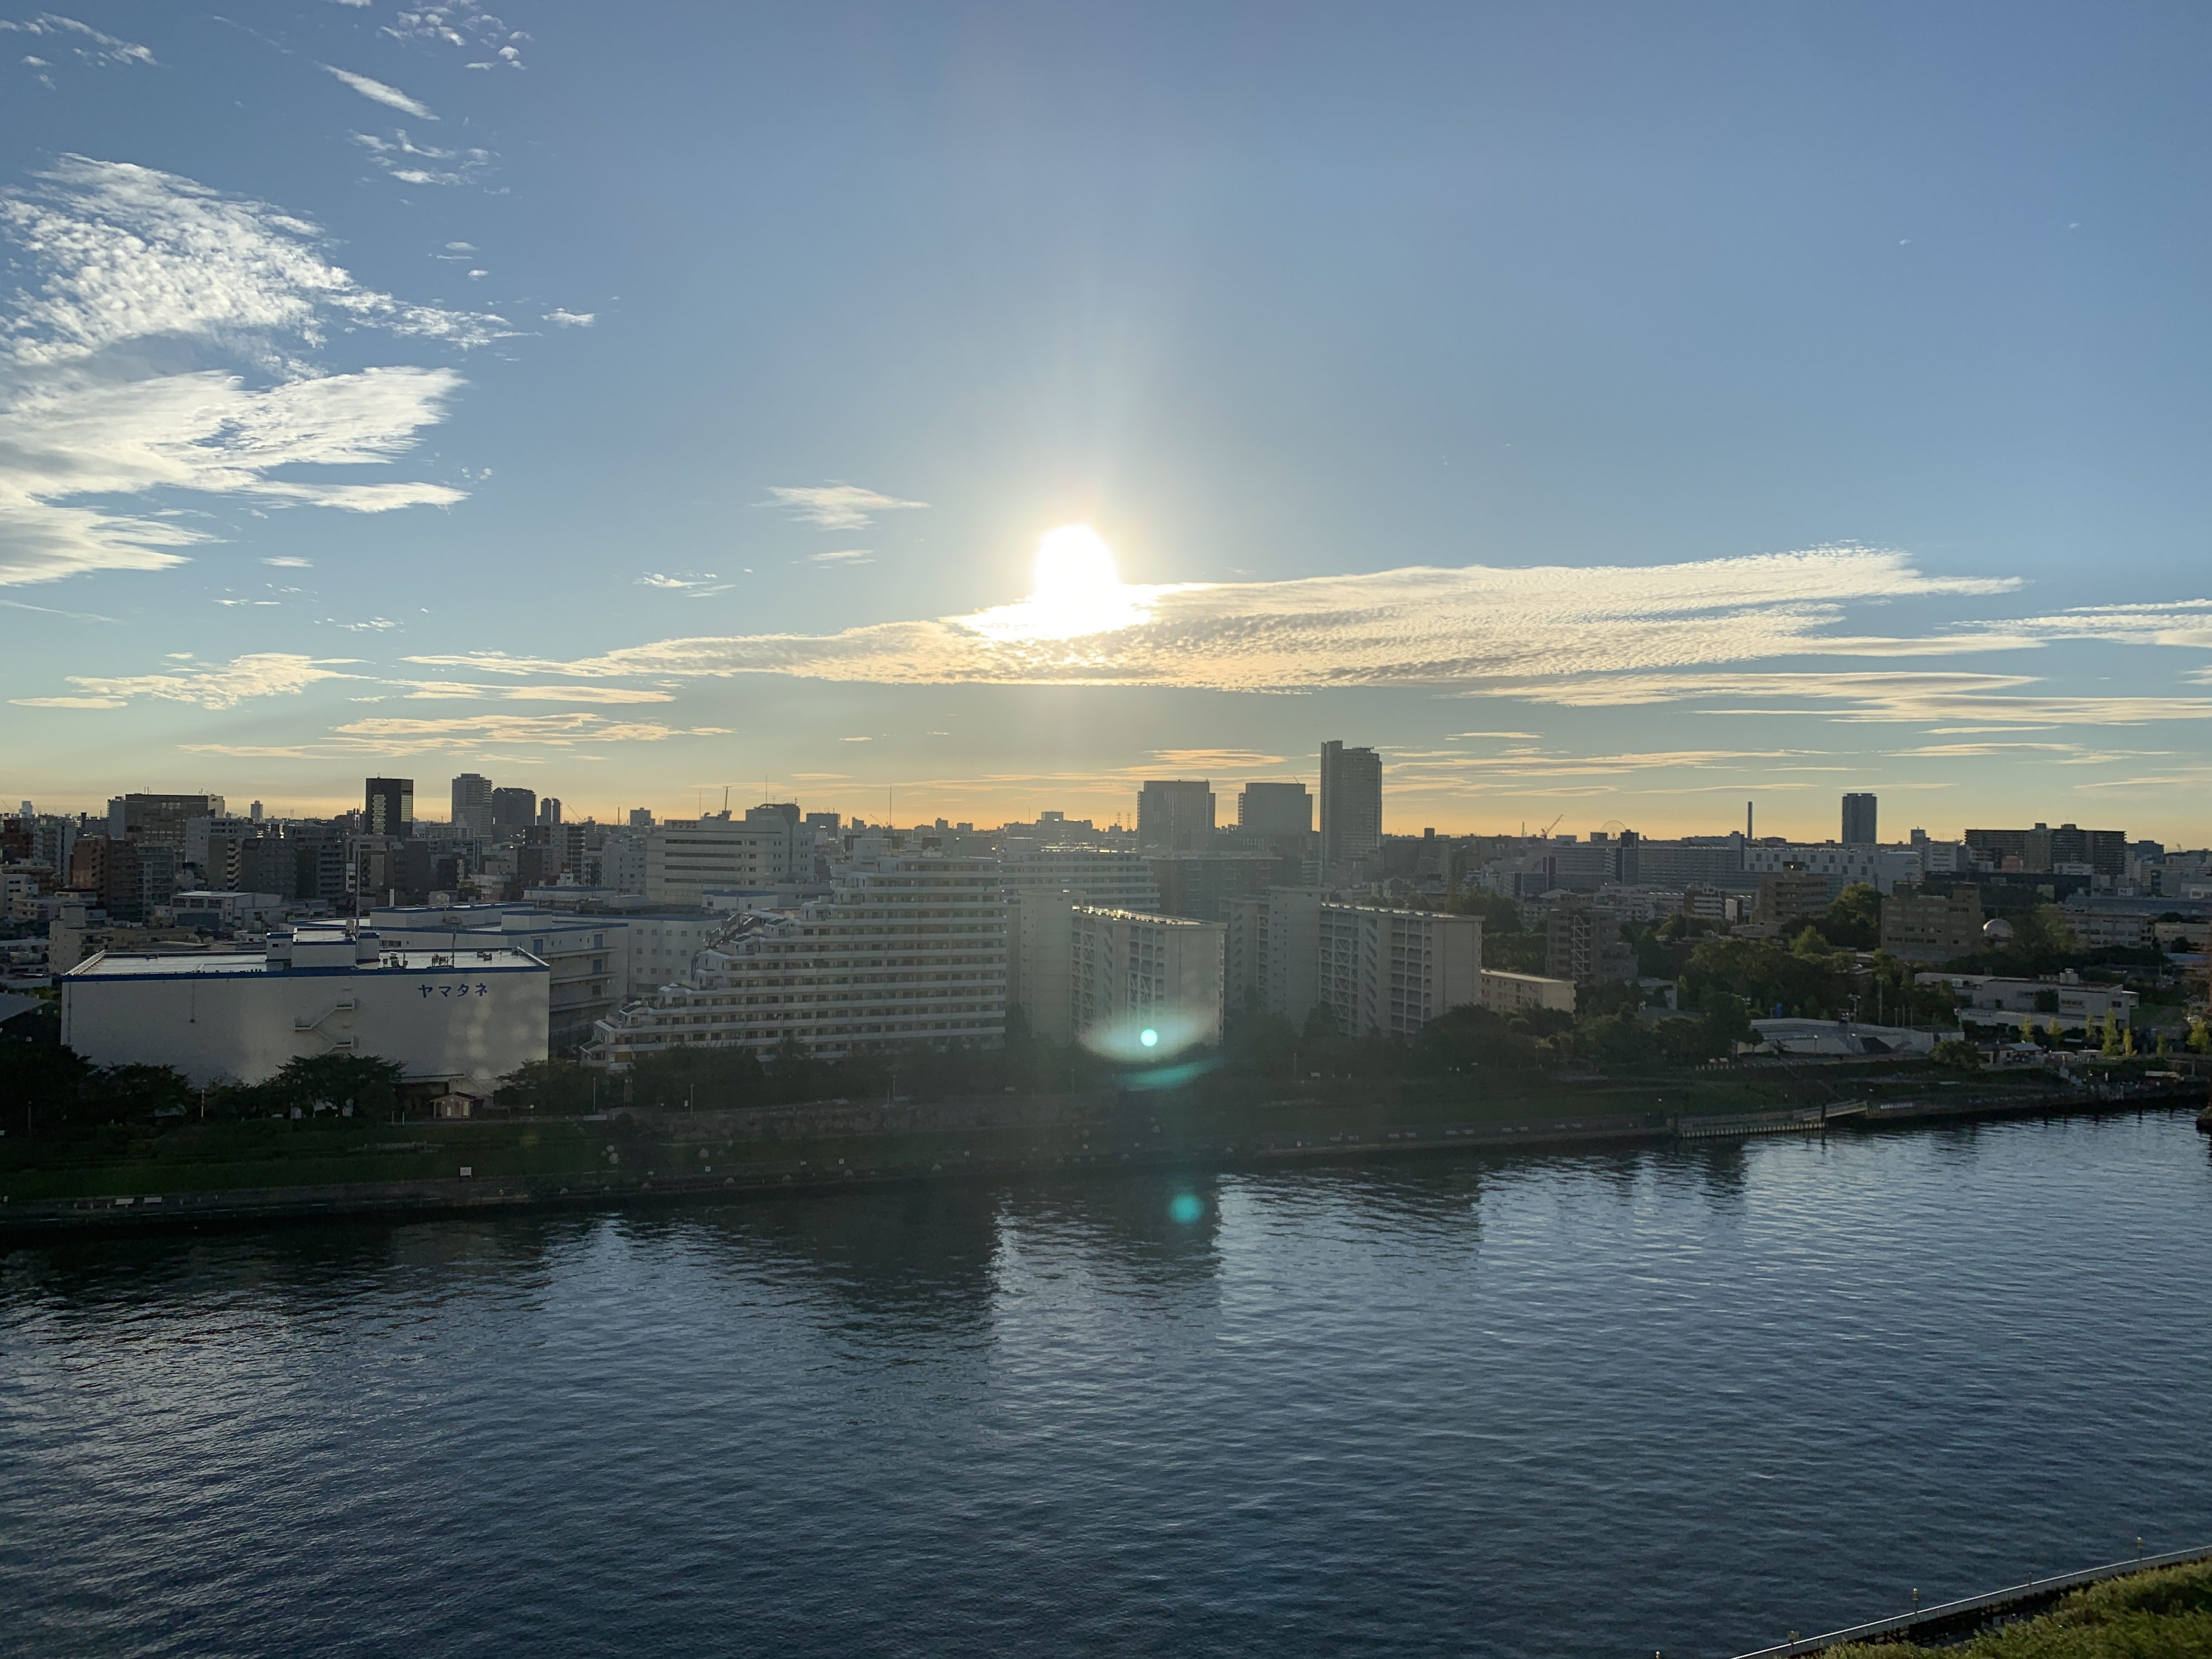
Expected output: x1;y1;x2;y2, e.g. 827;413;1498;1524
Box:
3;2;2210;840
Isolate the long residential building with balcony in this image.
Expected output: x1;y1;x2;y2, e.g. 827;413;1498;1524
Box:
586;855;1006;1064
1317;903;1482;1038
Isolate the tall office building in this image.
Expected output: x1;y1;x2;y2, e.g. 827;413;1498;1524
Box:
1136;780;1216;851
107;794;223;847
490;787;537;831
1237;781;1312;836
1841;793;1878;847
537;797;563;827
1319;741;1383;870
452;773;494;835
364;777;414;838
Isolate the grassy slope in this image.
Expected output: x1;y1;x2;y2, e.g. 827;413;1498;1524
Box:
1825;1560;2212;1658
0;1062;2071;1203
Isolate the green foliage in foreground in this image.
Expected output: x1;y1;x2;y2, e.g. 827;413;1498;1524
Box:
1824;1560;2212;1659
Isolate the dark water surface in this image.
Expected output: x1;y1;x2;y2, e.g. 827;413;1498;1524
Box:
5;1110;2211;1658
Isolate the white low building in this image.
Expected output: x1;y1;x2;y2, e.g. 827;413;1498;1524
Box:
1477;968;1577;1016
1917;972;2138;1032
370;903;629;1053
61;927;548;1088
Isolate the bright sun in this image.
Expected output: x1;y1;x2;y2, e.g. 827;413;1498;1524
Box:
1033;524;1119;601
962;522;1154;643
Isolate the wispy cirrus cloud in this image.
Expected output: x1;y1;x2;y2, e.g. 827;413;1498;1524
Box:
9;651;357;709
763;483;928;530
636;572;731;597
2007;600;2212;651
406;547;2020;691
1488;669;2212;725
544;308;594;327
394;680;675;704
0;156;503;584
186;711;727;759
1390;746;1832;782
352;128;492;188
1147;749;1285;771
321;63;436;119
1;13;155;78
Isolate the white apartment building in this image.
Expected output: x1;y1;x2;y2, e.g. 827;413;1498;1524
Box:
1266;888;1327;1025
1224;896;1267;1011
1317;904;1482;1038
1742;844;1924;894
588;855;1006;1064
645;812;808;906
1007;888;1081;1041
1477;969;1577;1016
1000;847;1160;912
628;913;735;990
597;828;648;895
1069;906;1226;1057
61;927;548;1087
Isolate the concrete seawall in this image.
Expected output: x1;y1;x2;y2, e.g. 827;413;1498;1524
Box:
2;1085;2202;1243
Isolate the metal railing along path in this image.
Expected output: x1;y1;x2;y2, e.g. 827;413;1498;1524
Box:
1728;1541;2212;1658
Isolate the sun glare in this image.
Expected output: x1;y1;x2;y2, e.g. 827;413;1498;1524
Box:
1034;524;1120;602
963;522;1154;643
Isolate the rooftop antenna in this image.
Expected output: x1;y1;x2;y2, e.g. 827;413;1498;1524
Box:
722;784;730;817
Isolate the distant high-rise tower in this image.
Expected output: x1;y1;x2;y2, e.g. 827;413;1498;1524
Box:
1319;741;1383;870
1842;793;1878;847
1238;781;1312;837
1137;780;1216;851
451;772;493;835
365;777;414;838
490;787;537;831
537;797;563;827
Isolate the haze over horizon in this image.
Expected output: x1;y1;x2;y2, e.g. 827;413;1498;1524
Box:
4;2;2211;840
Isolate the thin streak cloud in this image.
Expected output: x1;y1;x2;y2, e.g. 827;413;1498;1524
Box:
321;64;437;119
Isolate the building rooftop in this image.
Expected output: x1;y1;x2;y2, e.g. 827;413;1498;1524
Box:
69;946;545;980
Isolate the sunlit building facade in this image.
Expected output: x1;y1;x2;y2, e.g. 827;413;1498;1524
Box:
586;855;1006;1064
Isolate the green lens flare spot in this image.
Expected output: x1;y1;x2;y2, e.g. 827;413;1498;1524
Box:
1169;1193;1203;1224
1140;1028;1159;1048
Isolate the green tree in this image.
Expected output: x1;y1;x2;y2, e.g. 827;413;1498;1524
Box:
1929;1038;1982;1070
1411;1005;1538;1072
1683;937;1847;1018
495;1058;601;1115
629;1045;769;1109
1700;989;1752;1047
1821;883;1882;949
263;1053;405;1117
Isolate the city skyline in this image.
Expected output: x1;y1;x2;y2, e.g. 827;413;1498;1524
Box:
5;5;2212;839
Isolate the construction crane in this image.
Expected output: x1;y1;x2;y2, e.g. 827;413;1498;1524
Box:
1537;812;1565;839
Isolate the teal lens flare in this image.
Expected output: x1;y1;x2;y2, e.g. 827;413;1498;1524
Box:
1168;1193;1203;1224
1139;1028;1159;1048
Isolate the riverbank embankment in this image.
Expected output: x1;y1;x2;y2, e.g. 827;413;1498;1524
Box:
2;1068;2202;1240
1734;1545;2212;1657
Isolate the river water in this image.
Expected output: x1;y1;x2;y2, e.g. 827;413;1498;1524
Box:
4;1110;2210;1658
